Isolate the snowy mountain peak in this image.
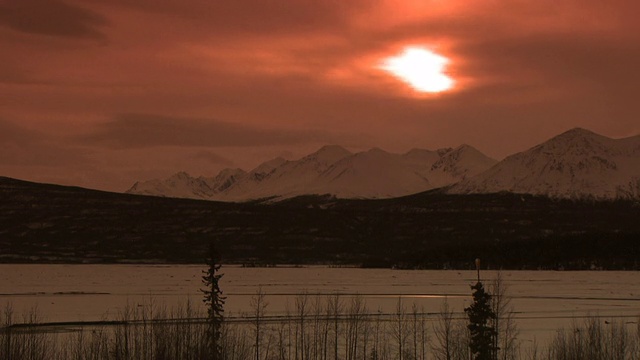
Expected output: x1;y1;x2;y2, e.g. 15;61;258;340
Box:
212;168;247;192
404;148;435;157
169;171;191;180
302;145;352;165
219;146;352;200
314;144;351;156
427;144;498;187
449;128;640;199
214;168;246;180
401;149;442;177
524;128;640;162
450;144;495;160
541;127;609;148
557;127;598;137
404;148;424;156
364;147;392;157
126;171;215;199
454;144;476;152
125;140;503;201
249;157;287;179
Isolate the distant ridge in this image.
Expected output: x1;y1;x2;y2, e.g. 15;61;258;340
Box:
127;128;640;201
127;144;497;201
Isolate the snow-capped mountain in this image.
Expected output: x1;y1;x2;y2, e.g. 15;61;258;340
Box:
428;144;499;188
315;148;431;198
222;145;352;200
316;148;454;198
448;128;640;199
210;168;247;193
127;143;497;201
218;157;287;200
127;168;247;200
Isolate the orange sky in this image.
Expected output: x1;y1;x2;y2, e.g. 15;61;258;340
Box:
1;0;639;191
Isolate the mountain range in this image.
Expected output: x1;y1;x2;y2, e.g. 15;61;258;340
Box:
128;144;497;201
127;128;640;201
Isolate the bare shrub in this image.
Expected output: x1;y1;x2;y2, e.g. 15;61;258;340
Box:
546;316;637;360
490;272;520;360
432;297;455;360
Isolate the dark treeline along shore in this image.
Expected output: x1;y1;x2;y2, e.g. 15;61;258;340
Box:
1;176;639;269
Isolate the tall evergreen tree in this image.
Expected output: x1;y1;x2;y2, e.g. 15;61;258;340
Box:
202;241;226;359
465;281;497;360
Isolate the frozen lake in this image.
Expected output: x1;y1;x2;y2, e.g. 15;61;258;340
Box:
1;265;639;344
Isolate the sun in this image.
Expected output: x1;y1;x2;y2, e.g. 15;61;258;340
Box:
380;46;454;93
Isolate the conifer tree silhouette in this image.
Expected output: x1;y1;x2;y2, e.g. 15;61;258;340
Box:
202;241;226;359
465;259;497;360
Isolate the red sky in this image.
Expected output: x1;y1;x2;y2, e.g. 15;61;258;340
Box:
1;0;639;191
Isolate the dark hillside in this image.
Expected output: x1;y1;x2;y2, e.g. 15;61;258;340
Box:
1;177;639;269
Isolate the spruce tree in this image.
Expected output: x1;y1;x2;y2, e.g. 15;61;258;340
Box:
202;241;226;359
465;281;497;360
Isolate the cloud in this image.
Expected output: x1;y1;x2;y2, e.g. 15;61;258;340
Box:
0;0;108;40
0;119;90;166
450;32;640;109
82;113;337;149
84;0;368;38
0;119;38;144
0;63;31;84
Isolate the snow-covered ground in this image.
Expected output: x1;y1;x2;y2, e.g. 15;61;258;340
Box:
1;265;638;344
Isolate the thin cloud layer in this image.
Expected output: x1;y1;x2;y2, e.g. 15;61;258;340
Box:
0;119;90;166
0;0;108;39
193;150;235;167
83;113;337;149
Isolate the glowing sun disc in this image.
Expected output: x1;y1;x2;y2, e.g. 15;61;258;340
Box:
380;47;454;93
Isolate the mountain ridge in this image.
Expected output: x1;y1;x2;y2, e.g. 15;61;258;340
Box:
447;128;640;199
127;128;640;201
128;143;497;201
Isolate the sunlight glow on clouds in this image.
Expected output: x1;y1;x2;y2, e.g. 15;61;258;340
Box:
2;0;639;191
380;47;454;93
